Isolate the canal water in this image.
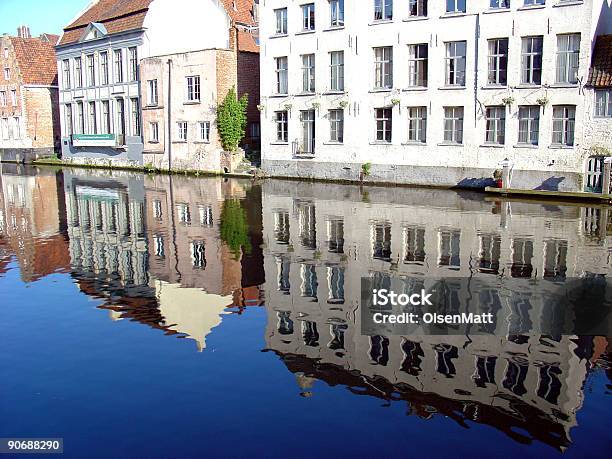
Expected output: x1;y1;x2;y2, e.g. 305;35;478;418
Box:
0;165;610;458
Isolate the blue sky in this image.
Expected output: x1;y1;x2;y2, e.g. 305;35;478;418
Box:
0;0;90;37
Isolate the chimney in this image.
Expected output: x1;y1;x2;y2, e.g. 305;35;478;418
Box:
17;25;31;39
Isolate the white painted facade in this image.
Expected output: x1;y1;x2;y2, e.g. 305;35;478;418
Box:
260;0;612;190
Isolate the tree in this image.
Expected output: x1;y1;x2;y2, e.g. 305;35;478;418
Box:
220;199;252;260
217;86;249;152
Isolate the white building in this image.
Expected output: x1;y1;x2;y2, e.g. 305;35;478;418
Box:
260;0;612;191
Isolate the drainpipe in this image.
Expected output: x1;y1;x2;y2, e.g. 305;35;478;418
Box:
166;58;173;171
603;157;612;195
474;13;480;127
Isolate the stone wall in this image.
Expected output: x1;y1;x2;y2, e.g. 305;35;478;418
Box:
24;86;60;150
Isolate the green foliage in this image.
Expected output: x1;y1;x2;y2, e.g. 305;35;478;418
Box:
217;87;249;152
220;199;252;260
361;162;372;177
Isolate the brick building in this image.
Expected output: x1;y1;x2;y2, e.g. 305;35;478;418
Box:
0;27;60;162
140;0;260;172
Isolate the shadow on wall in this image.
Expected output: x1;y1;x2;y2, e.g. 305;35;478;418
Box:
456;177;496;189
535;176;566;191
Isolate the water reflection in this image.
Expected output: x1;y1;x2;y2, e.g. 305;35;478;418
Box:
260;180;612;451
0;165;610;453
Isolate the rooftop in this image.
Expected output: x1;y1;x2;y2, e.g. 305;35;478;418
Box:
586;34;612;88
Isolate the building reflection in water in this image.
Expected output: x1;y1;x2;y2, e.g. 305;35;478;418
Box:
0;165;264;351
0;165;611;451
261;180;612;451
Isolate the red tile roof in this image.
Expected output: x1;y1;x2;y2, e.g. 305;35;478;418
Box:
586;35;612;88
59;0;154;46
237;30;259;53
9;36;58;86
221;0;257;26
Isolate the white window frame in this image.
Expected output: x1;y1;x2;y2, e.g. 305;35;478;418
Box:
408;43;428;87
329;109;344;143
150;122;159;143
445;41;466;86
595;89;612;118
302;3;316;31
374;0;393;21
443;106;463;144
330;51;344;91
521;36;543;85
199;121;210;142
556;33;580;84
375;107;392;143
186;75;201;102
552;105;576;146
275;8;288;34
177;121;188;141
148;79;158;106
276;111;288;142
100;51;109;85
275;57;288;94
485;106;506;145
329;0;344;27
301;54;316;93
518;105;540;145
408;106;427;143
374;46;393;89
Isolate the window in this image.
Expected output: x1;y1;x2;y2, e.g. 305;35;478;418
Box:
114;49;123;83
300;109;316;154
153;235;165;258
10;90;16;106
275;8;287;34
330;51;344;91
274;211;290;244
408;0;427;17
478;234;501;274
86;54;95;86
518;106;540;145
511;238;533;278
445;41;466;86
300;264;318;300
3;48;7;58
276;257;291;294
543;239;568;280
487;38;508;85
4;67;9;80
128;47;138;81
177;121;187;141
186;75;201;101
330;0;344;27
374;46;393;89
298;203;316;248
404;226;426;263
150;122;159;143
446;0;466;13
116;98;125;136
443;106;463;143
301;54;315;93
177;203;191;225
372;222;392;261
524;0;545;4
199;205;213;226
191;241;206;269
74;57;82;88
147;79;158;106
327;218;344;253
595;90;612;117
556;33;580;84
0;91;5;106
76;101;84;134
1;118;8;139
12;117;20;139
65;104;72;136
490;0;510;8
275;57;288;94
521;36;543;85
485;106;505;144
408;44;428;87
130;98;140;136
276;111;288;142
250;122;260;139
438;229;461;267
100;51;109;85
327;267;345;304
199;121;210;141
408;106;427;143
88;101;97;134
101;100;111;134
329;109;344;143
62;59;70;88
375;107;392;142
552;105;575;146
302;3;315;31
374;0;393;20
